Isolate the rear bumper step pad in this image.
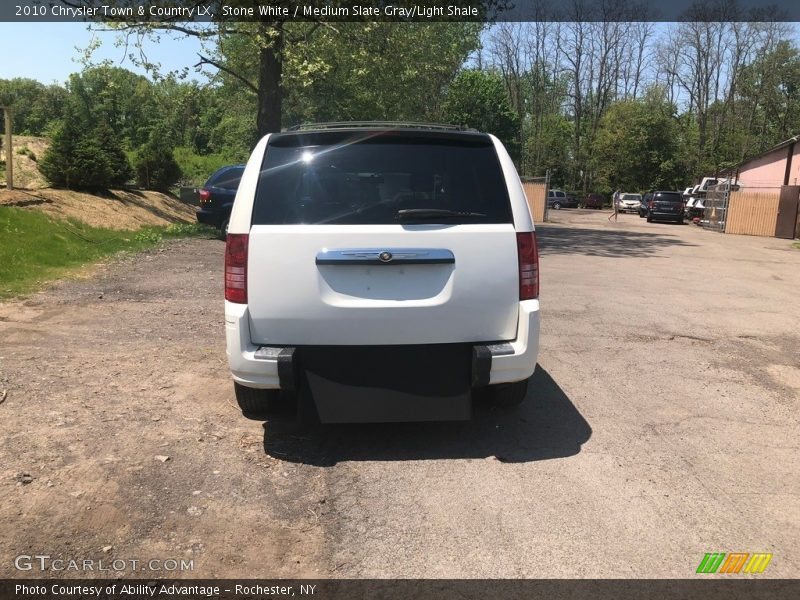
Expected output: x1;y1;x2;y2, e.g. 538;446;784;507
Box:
255;343;514;423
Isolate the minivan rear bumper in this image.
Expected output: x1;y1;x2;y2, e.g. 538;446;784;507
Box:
225;299;540;389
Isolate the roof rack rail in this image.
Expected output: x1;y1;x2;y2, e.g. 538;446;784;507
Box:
286;121;474;132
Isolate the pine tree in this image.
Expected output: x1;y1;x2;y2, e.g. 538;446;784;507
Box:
40;109;131;189
134;132;182;191
93;121;132;186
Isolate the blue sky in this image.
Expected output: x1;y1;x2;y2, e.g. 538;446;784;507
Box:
2;22;672;86
0;23;206;84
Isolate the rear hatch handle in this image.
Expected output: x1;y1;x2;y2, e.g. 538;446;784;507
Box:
316;248;455;265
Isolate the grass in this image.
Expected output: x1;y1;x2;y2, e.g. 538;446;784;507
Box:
0;206;216;299
793;241;800;250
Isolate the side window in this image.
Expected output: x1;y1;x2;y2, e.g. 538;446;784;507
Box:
556;191;566;198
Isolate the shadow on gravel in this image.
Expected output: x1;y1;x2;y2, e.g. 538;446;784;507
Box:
537;225;696;258
261;366;591;466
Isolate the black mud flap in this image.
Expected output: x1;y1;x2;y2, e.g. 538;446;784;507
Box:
298;345;473;424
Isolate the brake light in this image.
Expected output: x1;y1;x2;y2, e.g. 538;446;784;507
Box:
225;234;248;303
516;231;539;300
199;189;211;203
648;200;655;209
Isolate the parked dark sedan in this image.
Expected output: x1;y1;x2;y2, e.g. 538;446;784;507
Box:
583;193;605;209
195;164;245;237
646;191;684;223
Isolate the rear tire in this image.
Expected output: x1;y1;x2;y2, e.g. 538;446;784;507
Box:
234;382;281;419
217;218;229;241
646;215;652;223
553;202;561;210
486;379;529;408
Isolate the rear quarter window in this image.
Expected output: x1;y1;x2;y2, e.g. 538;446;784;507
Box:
251;131;512;225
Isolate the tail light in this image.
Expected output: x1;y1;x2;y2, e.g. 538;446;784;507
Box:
225;234;248;303
648;200;655;209
516;231;539;300
199;189;211;203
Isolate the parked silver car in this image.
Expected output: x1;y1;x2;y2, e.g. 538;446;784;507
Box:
617;193;642;213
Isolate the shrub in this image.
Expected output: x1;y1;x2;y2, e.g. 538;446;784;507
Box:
173;146;243;187
16;147;37;162
133;135;182;191
39;118;131;189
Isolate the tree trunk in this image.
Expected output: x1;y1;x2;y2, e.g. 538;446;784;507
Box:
257;26;284;136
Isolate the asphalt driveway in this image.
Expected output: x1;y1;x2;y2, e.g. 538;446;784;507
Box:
1;209;797;578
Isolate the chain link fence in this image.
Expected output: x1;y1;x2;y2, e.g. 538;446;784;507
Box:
702;183;731;232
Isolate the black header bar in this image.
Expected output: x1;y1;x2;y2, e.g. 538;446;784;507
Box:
2;579;800;600
3;0;800;23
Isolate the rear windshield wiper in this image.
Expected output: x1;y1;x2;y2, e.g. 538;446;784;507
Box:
395;208;487;222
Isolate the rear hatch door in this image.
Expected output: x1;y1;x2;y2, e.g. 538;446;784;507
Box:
652;192;683;213
246;130;520;346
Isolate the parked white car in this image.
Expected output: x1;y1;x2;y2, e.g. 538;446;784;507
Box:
224;123;541;423
617;193;643;213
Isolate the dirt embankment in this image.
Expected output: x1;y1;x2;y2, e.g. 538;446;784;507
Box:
1;135;49;189
0;188;196;230
0;135;196;229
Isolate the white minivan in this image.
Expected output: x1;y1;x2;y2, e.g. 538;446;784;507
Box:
224;123;540;423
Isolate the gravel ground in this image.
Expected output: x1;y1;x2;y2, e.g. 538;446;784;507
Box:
1;211;798;578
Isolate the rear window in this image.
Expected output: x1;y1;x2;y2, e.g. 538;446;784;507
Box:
621;194;641;200
251;131;512;225
209;167;243;190
654;193;682;202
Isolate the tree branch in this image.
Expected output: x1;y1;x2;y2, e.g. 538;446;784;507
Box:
194;53;258;94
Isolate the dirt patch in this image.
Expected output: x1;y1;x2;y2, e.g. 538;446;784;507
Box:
0;239;327;578
0;188;196;230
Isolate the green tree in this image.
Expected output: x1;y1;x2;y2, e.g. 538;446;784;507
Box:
523;113;572;184
39;117;83;188
0;78;67;135
134;134;182;191
81;0;498;135
442;69;521;160
592;92;681;192
68;67;156;148
281;22;482;124
734;40;800;161
94;122;132;186
39;117;123;190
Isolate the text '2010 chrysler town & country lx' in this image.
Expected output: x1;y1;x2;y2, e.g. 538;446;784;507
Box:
224;122;540;423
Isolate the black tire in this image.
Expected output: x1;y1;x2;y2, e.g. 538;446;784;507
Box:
485;378;529;408
646;215;652;223
234;382;281;419
217;218;229;241
553;202;561;210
